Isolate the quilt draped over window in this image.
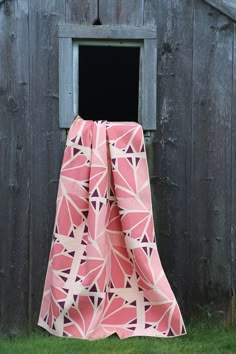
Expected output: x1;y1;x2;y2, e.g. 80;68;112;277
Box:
38;116;186;340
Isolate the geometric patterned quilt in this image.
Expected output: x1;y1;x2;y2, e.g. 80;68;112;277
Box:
38;116;187;339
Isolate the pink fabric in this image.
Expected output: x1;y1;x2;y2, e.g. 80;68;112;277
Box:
38;116;186;339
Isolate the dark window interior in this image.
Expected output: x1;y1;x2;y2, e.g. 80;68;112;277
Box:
78;45;140;122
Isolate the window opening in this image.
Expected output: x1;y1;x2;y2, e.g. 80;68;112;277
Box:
58;25;157;131
78;45;140;122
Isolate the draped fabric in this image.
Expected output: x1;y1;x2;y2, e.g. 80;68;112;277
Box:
38;116;186;340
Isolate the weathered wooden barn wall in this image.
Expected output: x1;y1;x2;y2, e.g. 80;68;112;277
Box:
0;0;235;333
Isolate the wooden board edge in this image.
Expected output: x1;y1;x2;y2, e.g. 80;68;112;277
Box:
58;24;157;39
203;0;236;22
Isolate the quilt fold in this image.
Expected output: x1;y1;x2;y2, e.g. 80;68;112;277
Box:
38;116;186;339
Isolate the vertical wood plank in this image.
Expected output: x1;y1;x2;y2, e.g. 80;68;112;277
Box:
59;37;73;128
230;23;236;323
28;0;66;327
0;0;30;332
73;42;79;118
142;38;157;130
191;1;233;319
66;0;97;24
144;0;193;317
99;0;144;25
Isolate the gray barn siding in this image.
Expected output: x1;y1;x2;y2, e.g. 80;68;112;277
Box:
231;22;236;323
65;0;97;24
0;0;31;332
144;0;193;318
99;0;144;25
0;0;236;332
191;1;233;319
28;0;66;327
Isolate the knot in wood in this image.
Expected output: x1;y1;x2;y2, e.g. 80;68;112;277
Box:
7;96;18;112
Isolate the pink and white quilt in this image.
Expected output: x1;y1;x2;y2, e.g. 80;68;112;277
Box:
38;116;186;339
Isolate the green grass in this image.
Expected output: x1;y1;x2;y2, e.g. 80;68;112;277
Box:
0;321;236;354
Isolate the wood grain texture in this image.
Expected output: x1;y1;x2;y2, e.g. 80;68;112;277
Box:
191;1;233;318
203;0;236;22
66;0;97;24
59;37;73;128
231;23;236;323
142;39;157;130
144;0;193;318
0;0;30;333
28;0;66;327
59;24;157;38
99;0;144;25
